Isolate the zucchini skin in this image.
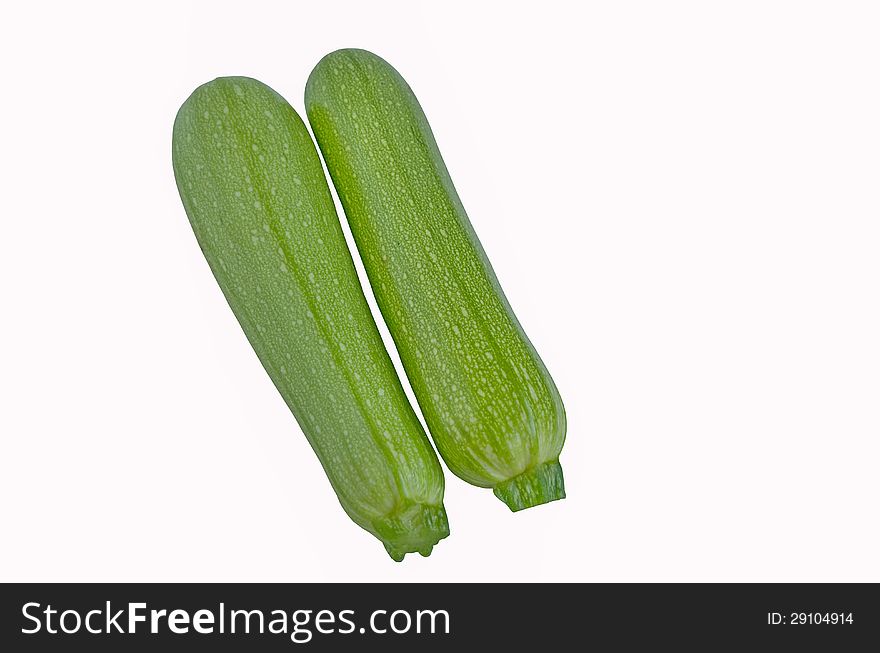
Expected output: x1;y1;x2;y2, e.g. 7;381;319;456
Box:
305;51;566;511
172;77;448;559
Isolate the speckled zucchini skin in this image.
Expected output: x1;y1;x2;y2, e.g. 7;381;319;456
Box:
305;51;566;511
172;77;447;559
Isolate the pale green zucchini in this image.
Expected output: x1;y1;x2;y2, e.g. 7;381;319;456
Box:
172;77;448;559
305;50;567;511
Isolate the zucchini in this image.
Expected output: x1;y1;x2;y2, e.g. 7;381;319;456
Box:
305;50;567;511
172;77;448;560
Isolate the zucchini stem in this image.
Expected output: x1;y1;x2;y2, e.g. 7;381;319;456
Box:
372;502;450;562
493;460;566;512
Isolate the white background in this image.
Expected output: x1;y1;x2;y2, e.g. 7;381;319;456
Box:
1;1;878;582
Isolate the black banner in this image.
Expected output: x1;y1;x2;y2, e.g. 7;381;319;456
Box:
1;583;877;650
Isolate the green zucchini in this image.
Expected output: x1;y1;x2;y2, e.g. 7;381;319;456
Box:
305;50;567;511
172;76;448;560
